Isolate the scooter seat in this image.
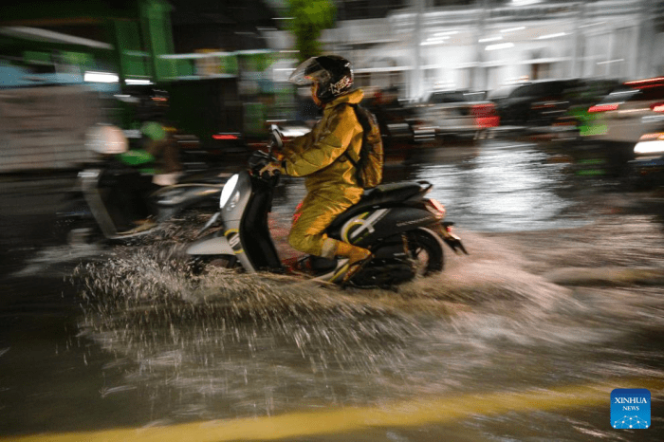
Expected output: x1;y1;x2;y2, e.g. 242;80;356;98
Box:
177;168;232;185
328;181;428;232
360;182;426;206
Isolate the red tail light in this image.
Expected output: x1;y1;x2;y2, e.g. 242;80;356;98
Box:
213;134;239;140
427;199;446;218
639;132;664;141
588;104;619;113
650;102;664;113
471;104;496;117
624;77;664;86
430;198;446;214
472;104;499;128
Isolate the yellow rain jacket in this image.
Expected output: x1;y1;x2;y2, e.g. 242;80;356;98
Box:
280;89;366;257
281;89;365;194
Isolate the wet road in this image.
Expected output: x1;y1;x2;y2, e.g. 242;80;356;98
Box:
2;138;664;441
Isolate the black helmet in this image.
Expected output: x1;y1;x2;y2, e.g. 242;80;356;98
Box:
289;55;354;103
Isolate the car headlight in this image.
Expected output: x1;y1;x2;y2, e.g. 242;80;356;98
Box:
634;140;664;156
220;174;239;208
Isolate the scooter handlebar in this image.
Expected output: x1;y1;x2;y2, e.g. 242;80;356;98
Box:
260;167;281;181
248;150;281;183
248;150;273;169
268;124;284;153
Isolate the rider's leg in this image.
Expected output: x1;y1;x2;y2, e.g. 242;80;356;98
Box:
327;240;372;267
287;198;347;257
288;193;371;279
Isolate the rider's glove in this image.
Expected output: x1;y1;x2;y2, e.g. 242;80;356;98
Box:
259;162;281;177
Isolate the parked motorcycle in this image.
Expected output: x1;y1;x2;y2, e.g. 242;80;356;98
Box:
186;126;467;288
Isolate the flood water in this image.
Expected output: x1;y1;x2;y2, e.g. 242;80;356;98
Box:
2;139;664;441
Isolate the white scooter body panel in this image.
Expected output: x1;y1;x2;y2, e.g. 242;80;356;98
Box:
186;171;257;272
186;235;234;255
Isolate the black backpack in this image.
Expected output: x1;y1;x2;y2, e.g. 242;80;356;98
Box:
344;104;384;188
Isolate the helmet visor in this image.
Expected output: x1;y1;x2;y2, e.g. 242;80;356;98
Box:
289;57;329;86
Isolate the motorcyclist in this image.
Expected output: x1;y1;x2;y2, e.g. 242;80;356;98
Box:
261;55;376;280
108;88;182;232
130;88;182;186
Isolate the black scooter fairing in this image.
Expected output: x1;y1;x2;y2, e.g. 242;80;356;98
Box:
326;181;440;247
239;175;283;271
328;181;429;229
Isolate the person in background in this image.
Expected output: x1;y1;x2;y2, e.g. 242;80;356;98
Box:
135;89;182;186
109;88;182;231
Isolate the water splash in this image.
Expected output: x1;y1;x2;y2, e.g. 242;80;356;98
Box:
67;207;664;423
68;226;598;420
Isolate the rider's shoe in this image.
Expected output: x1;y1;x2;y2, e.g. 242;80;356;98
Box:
133;217;154;227
116;219;157;236
335;242;372;284
133;220;157;231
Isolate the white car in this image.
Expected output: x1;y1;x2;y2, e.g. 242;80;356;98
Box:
413;90;500;141
627;130;664;187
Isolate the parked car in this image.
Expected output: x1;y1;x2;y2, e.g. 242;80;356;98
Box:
583;77;664;146
626;125;664;187
411;90;500;142
491;79;582;127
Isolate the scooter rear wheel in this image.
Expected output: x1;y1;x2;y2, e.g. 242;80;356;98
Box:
56;219;101;246
405;229;444;276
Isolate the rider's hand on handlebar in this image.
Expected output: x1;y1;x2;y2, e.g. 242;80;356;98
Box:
259;161;281;178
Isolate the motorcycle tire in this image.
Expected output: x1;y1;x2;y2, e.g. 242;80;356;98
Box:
187;255;237;276
53;217;100;246
405;229;444;276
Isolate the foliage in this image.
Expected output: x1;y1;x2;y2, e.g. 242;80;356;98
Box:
286;0;336;62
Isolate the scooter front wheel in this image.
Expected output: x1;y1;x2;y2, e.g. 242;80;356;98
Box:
187;255;237;276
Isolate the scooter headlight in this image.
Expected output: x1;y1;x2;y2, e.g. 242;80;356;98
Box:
220;174;239;208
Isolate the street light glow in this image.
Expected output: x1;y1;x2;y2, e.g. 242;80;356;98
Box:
500;26;526;33
125;79;152;85
485;42;514;51
512;0;542;5
83;71;119;83
537;33;567;40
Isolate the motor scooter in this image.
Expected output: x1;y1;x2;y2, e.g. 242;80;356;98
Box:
186;127;467;288
55;125;229;244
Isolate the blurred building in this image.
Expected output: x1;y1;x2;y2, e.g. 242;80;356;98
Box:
319;0;664;99
0;0;180;88
0;1;283;170
168;0;277;53
0;0;180;172
3;0;664;171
